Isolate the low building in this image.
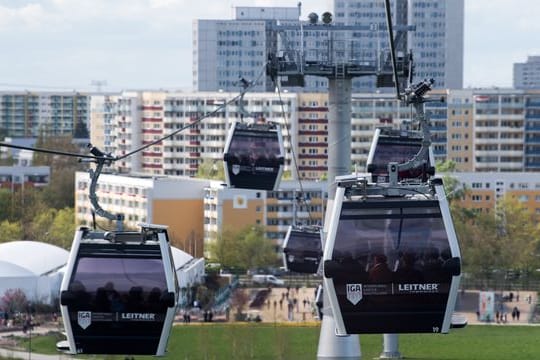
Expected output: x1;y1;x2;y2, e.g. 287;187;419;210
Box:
0;166;50;191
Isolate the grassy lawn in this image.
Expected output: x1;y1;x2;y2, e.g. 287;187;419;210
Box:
9;324;540;359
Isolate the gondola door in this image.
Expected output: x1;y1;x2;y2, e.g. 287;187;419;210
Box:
323;184;461;335
60;226;178;356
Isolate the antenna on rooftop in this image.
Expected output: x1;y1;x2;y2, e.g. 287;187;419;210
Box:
91;80;108;92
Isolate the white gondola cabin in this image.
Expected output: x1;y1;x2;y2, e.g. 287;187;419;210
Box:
223;121;284;190
282;226;323;274
59;224;178;356
323;176;461;335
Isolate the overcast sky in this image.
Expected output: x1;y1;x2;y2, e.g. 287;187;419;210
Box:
0;0;538;92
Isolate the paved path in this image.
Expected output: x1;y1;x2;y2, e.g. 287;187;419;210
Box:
454;289;537;326
247;286;318;323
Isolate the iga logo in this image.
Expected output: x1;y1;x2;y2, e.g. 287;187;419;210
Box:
77;311;92;330
346;284;363;305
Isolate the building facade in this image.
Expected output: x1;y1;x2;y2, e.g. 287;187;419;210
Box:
0;166;50;191
90;90;298;177
90;88;540;182
0;91;90;138
514;56;540;89
453;172;540;217
193;2;464;93
203;179;326;257
75;172;211;258
334;0;464;91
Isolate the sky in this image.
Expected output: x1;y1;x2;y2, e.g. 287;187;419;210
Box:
0;0;539;92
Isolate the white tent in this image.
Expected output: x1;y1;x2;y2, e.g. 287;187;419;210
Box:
0;241;69;305
171;246;205;289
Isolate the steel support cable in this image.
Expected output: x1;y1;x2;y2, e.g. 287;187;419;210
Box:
274;82;316;224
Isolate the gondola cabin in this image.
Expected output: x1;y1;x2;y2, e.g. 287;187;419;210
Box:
323;176;461;335
366;127;435;183
223;121;285;190
282;226;323;274
59;224;178;356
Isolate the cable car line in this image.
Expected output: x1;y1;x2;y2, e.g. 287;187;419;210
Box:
274;80;316;224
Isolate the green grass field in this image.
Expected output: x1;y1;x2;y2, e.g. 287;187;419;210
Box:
11;324;540;359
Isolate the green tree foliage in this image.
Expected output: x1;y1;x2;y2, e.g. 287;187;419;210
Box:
0;220;23;243
0;189;13;222
195;159;225;180
436;160;467;204
453;205;500;276
33;135;84;209
28;208;57;242
452;194;540;278
40;167;76;209
209;225;278;271
497;196;540;272
48;208;75;249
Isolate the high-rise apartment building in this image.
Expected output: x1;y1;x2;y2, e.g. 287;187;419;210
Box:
90;88;540;181
91;91;298;177
514;56;540;89
0;91;90;138
194;2;463;93
334;0;464;91
193;7;300;92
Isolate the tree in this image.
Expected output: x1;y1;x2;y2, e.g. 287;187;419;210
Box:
208;225;278;271
0;220;23;243
1;288;27;314
0;189;13;222
453;206;500;277
497;196;540;273
436;160;467;204
28;208;57;243
237;225;278;270
73;120;90;139
41;167;76;209
195;159;224;180
48;208;76;249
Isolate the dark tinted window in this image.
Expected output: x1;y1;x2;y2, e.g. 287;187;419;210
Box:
286;231;321;252
370;139;430;180
333;201;451;283
69;257;167;307
228;130;281;165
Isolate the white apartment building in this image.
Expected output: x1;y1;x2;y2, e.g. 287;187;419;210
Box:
334;0;464;91
91;91;298;178
0;91;90;138
74;171;211;257
514;56;540;89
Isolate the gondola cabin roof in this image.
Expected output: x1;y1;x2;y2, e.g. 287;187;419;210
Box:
223;121;284;191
